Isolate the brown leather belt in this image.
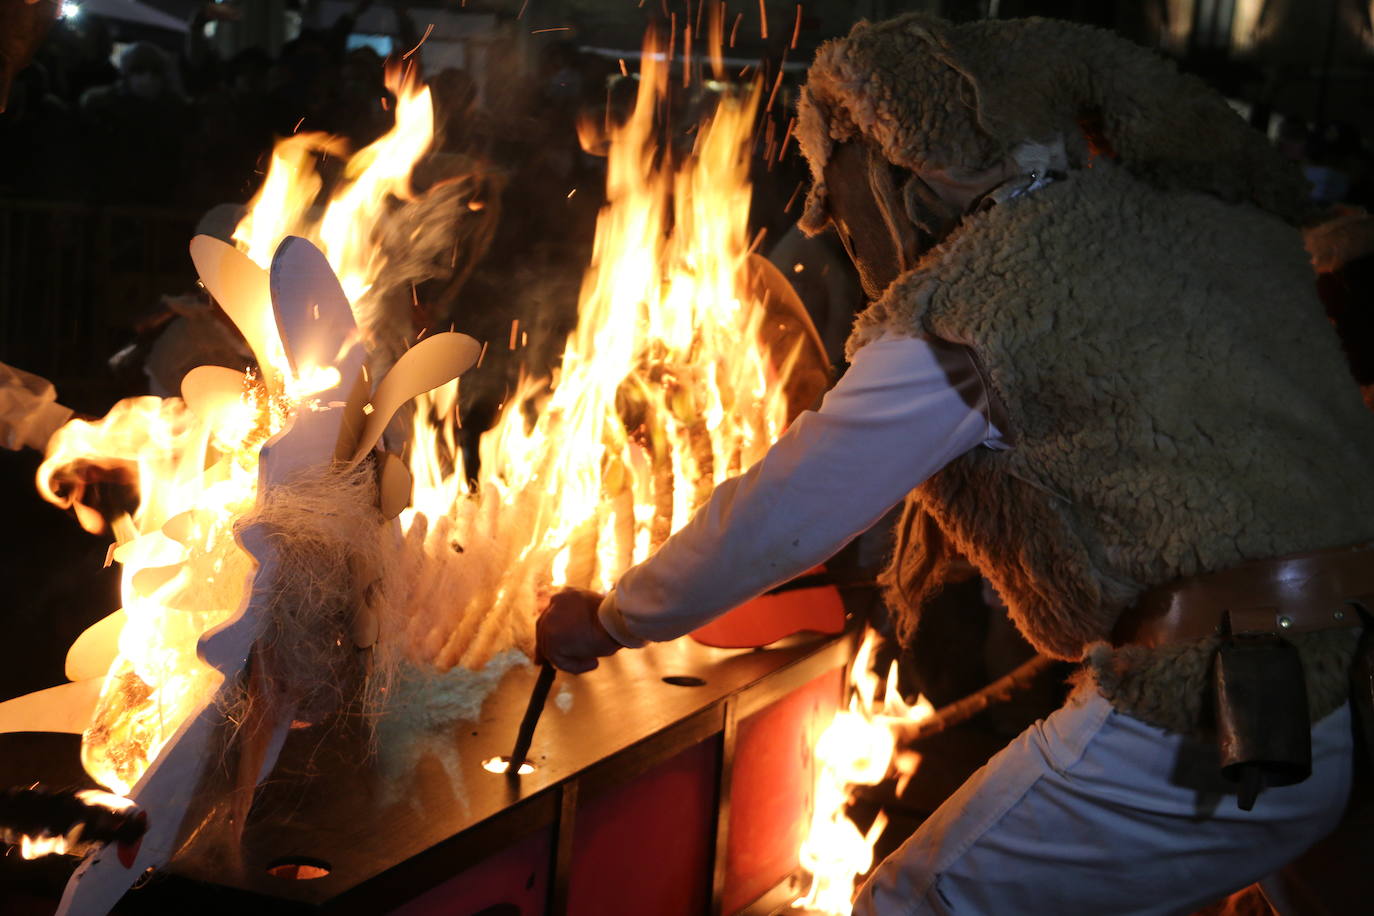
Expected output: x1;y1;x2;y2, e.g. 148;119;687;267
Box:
1112;543;1374;649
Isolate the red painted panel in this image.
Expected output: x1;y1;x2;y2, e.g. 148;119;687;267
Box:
566;738;719;916
388;827;551;916
723;669;842;914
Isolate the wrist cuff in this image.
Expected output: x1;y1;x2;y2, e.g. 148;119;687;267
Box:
597;590;648;649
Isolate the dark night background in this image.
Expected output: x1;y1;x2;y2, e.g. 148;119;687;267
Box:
0;1;1371;912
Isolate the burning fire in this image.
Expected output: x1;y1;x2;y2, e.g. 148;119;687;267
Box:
40;394;260;795
15;790;136;861
397;36;805;670
795;632;933;913
29;32;813;807
34;63;440;796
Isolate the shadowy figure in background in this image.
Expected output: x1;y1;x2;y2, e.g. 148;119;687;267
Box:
0;61;80;199
80;42;190;206
445;40;611;479
46;14;117;106
330;45;391;148
182;47;277;207
265;30;336;136
430;66;484;156
0;0;59;113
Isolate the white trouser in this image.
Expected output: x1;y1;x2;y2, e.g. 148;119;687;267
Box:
853;690;1353;916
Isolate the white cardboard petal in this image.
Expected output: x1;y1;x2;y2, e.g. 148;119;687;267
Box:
378;451;412;519
180;365;248;428
188;235;284;395
0;677;107;735
270;236;360;379
65;611;127;682
346;332;482;467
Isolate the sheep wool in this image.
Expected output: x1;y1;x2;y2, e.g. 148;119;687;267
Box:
862;162;1374;733
799;14;1374;735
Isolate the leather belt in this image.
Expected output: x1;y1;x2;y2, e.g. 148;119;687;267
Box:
1112;542;1374;649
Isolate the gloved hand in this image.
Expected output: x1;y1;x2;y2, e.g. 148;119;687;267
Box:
536;587;624;674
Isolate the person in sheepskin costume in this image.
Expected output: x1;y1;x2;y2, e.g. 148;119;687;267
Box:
537;13;1374;913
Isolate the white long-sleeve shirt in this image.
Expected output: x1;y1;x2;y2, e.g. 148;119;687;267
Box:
597;333;1006;647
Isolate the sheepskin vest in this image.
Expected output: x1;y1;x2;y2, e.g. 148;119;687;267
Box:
852;163;1374;734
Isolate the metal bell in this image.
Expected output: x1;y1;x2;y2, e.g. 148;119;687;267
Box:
1212;632;1311;811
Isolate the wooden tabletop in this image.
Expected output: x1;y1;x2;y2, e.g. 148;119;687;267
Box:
168;629;855;908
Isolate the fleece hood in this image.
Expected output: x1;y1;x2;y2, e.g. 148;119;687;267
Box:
794;14;1309;235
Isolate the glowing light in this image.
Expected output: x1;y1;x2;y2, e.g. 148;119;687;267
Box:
76;790;136;812
482;756;535;775
283;365;343;401
33;25;813;805
36;63;438;795
20;833;72;859
60;2;80;19
398;29;805;672
16;791;135;860
793;632;935;914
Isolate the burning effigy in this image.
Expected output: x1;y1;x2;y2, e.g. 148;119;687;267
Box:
0;29;846;914
20;5;1367;915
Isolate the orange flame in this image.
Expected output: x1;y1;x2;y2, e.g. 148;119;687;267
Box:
397;34;799;670
794;631;934;913
35;34;811;805
16;791;136;860
36;65;437;796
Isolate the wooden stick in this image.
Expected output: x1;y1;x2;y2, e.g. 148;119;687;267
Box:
508;662;557;774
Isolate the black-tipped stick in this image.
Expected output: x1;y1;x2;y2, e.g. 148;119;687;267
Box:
508;662;557;776
0;786;146;852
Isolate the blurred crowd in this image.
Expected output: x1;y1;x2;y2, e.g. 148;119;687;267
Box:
3;4;357;207
0;2;639;405
4;6;1372;213
0;1;619;214
1;4;1371;410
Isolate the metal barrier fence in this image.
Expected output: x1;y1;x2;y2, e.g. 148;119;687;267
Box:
0;200;200;390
